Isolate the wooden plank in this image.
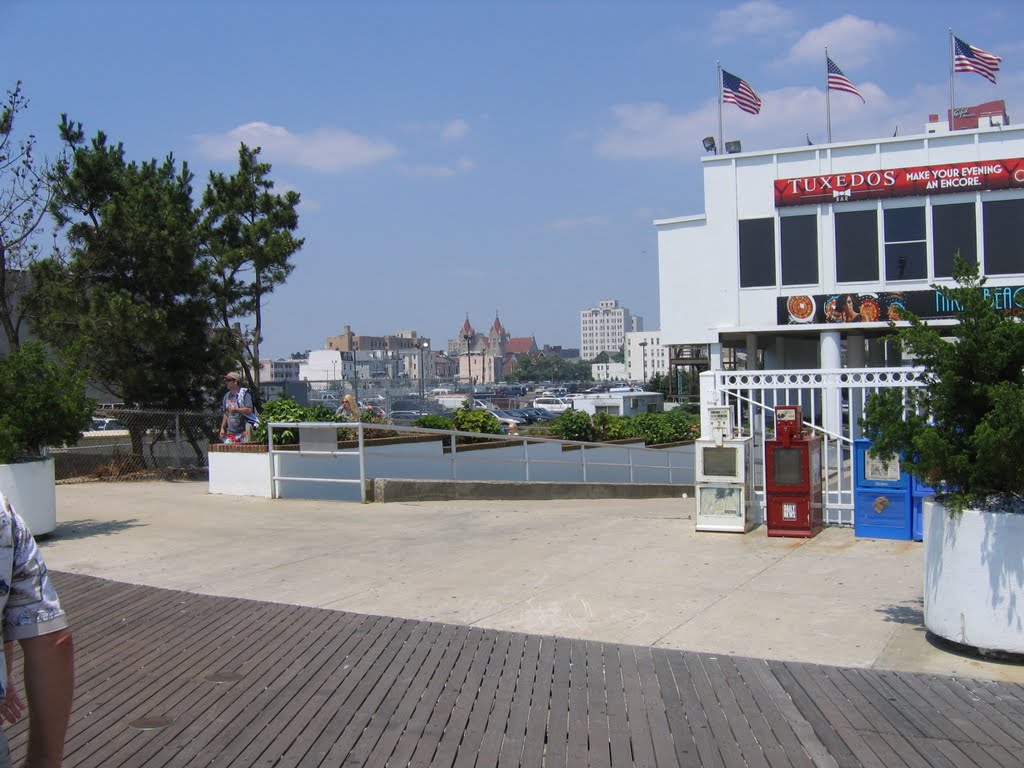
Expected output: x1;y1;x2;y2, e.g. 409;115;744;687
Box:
618;644;657;768
316;619;446;767
633;645;676;768
877;731;944;768
518;635;557;768
681;651;746;767
664;649;723;768
765;660;861;768
288;617;427;767
566;639;590;768
355;622;466;768
959;678;1024;722
866;669;985;743
714;656;795;768
700;654;771;768
601;644;635;768
179;611;375;768
651;648;701;768
543;636;572;768
494;632;541;768
409;628;497;768
464;631;529;768
382;624;475;768
585;641;611;768
401;626;486;768
918;674;1024;751
233;615;404;767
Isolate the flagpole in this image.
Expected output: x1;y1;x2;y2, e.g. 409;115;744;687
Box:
949;29;955;131
717;61;723;153
825;47;832;143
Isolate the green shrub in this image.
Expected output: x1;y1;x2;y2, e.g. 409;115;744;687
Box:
552;409;595;442
413;414;454;430
626;413;677;445
862;257;1024;511
592;412;630;441
452;407;503;439
0;342;94;463
251;396;344;445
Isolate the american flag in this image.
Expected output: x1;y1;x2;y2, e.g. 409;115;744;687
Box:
722;70;762;115
827;57;864;103
954;36;1001;84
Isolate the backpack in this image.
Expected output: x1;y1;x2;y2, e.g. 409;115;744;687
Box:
236;387;260;426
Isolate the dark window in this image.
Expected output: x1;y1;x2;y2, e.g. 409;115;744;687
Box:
933;203;977;277
883;207;926;281
739;218;775;287
780;215;818;285
835;210;878;282
983;199;1024;276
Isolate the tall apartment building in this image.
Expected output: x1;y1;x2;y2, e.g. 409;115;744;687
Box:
579;299;643;361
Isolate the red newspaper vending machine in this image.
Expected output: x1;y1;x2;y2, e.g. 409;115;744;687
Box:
765;405;823;538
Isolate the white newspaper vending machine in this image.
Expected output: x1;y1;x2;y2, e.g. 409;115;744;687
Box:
695;405;754;533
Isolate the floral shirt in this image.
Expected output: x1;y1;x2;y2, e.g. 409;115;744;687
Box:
0;494;68;700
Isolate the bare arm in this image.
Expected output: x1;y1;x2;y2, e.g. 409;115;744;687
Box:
21;628;74;768
0;641;25;724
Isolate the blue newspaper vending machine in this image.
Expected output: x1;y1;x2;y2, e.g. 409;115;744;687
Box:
853;439;912;540
910;475;935;542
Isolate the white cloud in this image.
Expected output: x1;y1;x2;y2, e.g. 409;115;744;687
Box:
397;155;475;178
712;2;796;44
596;81;909;160
781;15;898;68
441;119;470;141
547;216;607;231
195;121;398;173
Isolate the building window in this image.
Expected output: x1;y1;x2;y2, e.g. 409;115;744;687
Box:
933;203;977;277
884;206;927;281
982;198;1024;276
780;215;818;285
835;210;878;282
739;218;775;287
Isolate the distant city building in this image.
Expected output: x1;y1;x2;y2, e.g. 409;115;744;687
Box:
579;299;643;361
446;314;537;384
624;331;668;384
591;361;627;381
540;344;580;360
326;325;430;354
299;349;354;382
258;357;304;383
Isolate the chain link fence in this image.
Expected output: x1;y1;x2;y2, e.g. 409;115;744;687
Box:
51;408;221;482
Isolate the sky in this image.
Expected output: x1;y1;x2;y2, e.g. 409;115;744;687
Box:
8;0;1024;357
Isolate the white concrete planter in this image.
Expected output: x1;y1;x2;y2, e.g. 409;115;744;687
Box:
923;499;1024;655
0;458;57;536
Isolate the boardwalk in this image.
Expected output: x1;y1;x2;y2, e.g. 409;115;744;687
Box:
9;572;1024;767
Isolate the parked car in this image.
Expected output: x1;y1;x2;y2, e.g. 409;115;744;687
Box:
89;417;126;431
388;410;422;422
532;396;573;414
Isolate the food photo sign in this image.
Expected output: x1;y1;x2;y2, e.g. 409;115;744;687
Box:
778;285;1024;326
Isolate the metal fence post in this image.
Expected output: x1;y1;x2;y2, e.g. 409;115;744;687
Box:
357;420;367;504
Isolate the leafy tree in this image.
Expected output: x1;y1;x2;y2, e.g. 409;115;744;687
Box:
30;117;232;417
201;143;302;394
0;341;92;462
0;82;52;351
552;409;595;442
508;354;592;383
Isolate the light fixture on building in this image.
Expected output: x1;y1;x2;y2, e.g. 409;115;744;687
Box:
702;136;717;154
725;140;742;154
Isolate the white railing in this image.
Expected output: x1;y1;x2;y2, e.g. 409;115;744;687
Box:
702;368;924;525
266;421;695;502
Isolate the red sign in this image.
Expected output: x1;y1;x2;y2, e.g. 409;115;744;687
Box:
775;157;1024;207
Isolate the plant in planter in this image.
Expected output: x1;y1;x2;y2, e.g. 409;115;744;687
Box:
862;257;1024;655
0;341;93;534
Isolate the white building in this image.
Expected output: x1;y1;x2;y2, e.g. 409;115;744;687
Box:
571;390;664;417
259;357;302;383
590;361;627;382
624;331;668;383
656;114;1024;374
298;350;354;382
579;299;643;361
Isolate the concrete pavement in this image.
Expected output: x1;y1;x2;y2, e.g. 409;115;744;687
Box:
41;480;1024;683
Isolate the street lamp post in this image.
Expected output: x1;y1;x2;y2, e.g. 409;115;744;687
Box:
419;342;429;404
638;340;648;387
